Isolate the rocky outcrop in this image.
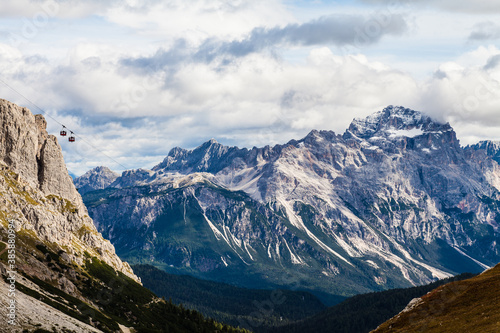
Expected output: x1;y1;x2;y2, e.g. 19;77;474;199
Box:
0;99;82;208
0;100;40;189
38;131;84;210
467;140;500;164
74;165;119;195
0;98;138;283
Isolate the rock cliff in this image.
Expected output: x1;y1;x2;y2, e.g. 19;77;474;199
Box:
0;98;254;333
0;98;138;282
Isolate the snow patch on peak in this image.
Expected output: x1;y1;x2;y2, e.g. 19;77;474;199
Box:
348;106;441;140
388;127;424;138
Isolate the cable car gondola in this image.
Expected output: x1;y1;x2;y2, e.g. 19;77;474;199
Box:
68;131;75;142
60;126;67;136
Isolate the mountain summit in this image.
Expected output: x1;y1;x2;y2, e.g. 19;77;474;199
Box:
74;165;119;195
348;106;447;138
153;138;246;174
76;106;500;300
345;106;459;155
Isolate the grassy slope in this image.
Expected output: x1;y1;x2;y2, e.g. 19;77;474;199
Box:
0;228;248;332
373;264;500;333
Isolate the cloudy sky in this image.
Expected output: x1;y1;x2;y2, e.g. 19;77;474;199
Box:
1;0;500;175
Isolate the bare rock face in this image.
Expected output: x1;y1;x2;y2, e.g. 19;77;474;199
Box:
38;134;83;209
0;98;138;283
0;99;82;206
74;166;120;195
0;100;39;188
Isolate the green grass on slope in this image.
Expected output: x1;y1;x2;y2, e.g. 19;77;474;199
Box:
374;264;500;333
0;225;248;333
82;257;250;332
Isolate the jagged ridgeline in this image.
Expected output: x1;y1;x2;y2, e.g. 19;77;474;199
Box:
0;99;246;332
78;106;500;302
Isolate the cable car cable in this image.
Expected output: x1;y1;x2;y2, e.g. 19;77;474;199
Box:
0;78;130;171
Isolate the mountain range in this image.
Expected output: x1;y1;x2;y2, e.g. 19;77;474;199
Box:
1;98;497;331
76;105;500;301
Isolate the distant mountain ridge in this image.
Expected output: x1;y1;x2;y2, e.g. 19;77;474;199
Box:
74;165;119;195
467;140;500;165
76;106;500;299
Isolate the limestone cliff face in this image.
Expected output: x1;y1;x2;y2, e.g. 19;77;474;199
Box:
0;98;138;283
0;100;82;208
0;100;39;189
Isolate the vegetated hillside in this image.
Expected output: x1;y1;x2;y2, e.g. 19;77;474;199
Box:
78;106;500;300
268;273;476;333
0;98;245;332
133;264;330;332
0;229;246;333
0;235;246;332
372;263;500;333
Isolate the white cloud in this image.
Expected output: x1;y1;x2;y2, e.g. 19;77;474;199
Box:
4;38;500;175
0;0;114;19
428;0;500;14
362;0;500;14
469;21;500;41
418;46;500;144
1;1;500;175
106;0;294;43
0;43;23;59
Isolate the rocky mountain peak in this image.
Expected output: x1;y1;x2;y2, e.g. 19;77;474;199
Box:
74;165;120;195
154;138;247;174
344;106;460;153
206;138;218;145
346;106;451;140
467;140;500;164
94;165;113;173
302;129;338;145
111;168;155;188
195;138;226;154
